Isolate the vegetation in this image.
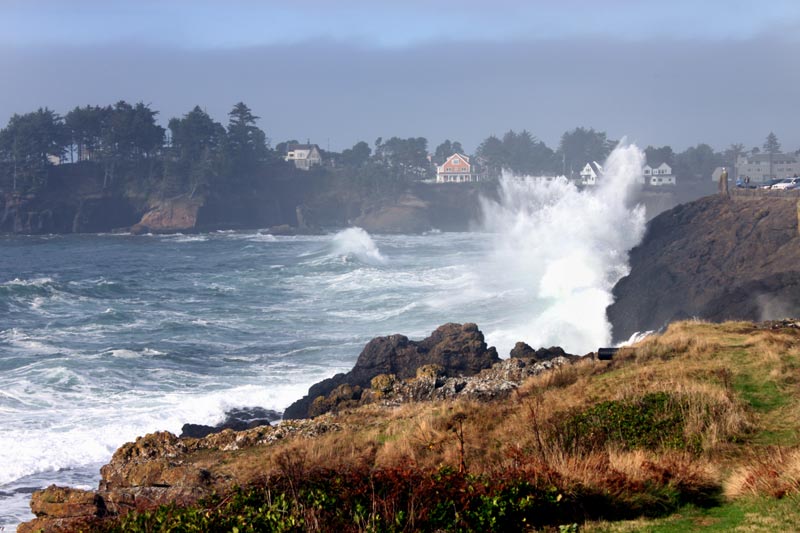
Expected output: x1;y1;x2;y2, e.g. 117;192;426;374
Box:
1;100;793;201
79;320;800;531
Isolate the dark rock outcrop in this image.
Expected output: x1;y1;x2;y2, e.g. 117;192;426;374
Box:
607;194;800;342
283;323;501;419
179;407;281;439
509;342;566;361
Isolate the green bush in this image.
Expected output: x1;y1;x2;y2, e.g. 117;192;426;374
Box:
556;392;695;454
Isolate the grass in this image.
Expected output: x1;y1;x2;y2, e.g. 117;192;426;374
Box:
586;495;800;532
79;319;800;532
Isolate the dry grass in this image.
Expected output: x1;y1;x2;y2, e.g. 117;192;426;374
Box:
170;319;800;529
725;447;800;499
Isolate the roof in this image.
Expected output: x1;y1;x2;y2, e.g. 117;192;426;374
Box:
287;143;320;152
445;153;470;164
582;161;602;174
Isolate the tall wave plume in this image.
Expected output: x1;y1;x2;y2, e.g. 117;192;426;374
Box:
479;143;646;354
331;227;386;265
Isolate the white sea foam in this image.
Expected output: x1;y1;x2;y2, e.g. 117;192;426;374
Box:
0;381;314;488
2;277;55;287
479;143;647;354
331;227;386;264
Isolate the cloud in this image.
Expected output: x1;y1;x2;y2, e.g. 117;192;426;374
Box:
1;36;799;153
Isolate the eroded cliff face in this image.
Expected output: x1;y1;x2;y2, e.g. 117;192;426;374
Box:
607;194;800;342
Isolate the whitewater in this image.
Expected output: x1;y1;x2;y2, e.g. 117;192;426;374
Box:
0;144;646;530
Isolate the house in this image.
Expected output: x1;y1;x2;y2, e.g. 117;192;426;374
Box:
643;162;676;186
735;153;800;183
436;153;477;183
579;161;603;185
285;144;322;170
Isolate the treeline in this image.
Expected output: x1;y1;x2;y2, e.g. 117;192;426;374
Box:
0;100;792;198
0;102;276;196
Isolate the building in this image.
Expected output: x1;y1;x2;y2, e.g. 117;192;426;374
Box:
436;153;476;183
735;153;800;183
285;144;322;170
643;162;676;186
579;161;602;185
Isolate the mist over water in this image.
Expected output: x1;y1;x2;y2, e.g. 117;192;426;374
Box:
478;143;646;352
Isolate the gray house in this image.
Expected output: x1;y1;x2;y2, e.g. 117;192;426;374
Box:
285;144;322;170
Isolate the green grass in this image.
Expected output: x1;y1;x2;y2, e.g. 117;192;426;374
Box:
586;495;800;532
733;374;788;413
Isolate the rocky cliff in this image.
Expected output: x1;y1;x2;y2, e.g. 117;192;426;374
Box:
607;193;800;342
283;323;501;419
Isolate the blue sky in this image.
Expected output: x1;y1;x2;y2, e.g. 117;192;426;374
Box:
1;1;799;153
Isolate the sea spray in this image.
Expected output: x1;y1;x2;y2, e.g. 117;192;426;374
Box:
479;143;647;353
331;227;387;264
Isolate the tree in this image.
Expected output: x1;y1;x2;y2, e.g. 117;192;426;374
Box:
763;132;781;179
223;102;269;180
0;108;68;191
644;146;675;167
476;135;505;179
433;139;464;165
557;127;613;178
501;130;556;176
375;136;430;178
167;106;226;196
340;141;371;168
65;105;108;162
673;144;723;183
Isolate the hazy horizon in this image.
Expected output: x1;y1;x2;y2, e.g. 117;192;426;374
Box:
2;0;799;153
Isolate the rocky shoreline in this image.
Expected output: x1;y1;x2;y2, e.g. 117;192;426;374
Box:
18;323;580;533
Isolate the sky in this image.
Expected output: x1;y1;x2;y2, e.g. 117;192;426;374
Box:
1;0;799;153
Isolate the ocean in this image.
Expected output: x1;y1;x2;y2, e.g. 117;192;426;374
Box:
0;145;647;530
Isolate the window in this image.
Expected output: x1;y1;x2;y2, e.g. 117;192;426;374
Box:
452;157;460;165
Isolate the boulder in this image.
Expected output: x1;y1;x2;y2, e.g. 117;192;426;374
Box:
283;323;500;419
180;407;280;439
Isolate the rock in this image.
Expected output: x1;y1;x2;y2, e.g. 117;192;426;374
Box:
510;342;536;359
72;195;139;233
608;195;800;342
180;407;280;439
29;485;107;518
353;194;433;234
283;323;501;419
534;346;567;360
360;355;578;406
510;342;566;361
131;195;202;234
265;223;324;236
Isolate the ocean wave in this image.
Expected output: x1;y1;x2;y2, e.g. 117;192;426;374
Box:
0;381;314;487
331;228;386;265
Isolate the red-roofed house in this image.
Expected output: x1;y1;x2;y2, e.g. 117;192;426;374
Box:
436;153;475;183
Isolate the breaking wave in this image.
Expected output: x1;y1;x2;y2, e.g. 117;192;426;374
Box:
479;143;647;353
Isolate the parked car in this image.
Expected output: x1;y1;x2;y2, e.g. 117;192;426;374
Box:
771;177;800;190
761;178;783;189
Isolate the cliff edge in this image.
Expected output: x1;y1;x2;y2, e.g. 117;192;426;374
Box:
608;193;800;342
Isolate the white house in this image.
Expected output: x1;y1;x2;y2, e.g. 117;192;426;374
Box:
579;161;603;185
285;144;322;170
436;153;476;183
643;162;676;186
